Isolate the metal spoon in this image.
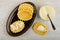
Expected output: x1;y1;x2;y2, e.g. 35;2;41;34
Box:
47;14;56;30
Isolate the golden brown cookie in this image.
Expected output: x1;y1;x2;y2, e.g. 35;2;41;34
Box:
10;20;25;33
33;22;48;35
17;3;34;21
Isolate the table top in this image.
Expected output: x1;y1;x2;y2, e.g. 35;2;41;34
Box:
0;0;60;40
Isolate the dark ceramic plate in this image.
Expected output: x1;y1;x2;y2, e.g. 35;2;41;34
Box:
6;2;37;37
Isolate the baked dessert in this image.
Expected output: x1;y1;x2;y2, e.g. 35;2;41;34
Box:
17;3;34;21
33;22;48;35
10;20;25;33
6;2;36;36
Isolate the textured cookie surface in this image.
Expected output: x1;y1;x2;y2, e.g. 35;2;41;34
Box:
33;22;48;35
17;3;34;21
10;21;25;33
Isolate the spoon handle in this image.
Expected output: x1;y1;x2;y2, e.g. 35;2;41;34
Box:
47;14;56;30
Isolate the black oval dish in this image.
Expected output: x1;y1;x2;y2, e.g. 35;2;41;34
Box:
6;2;37;37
